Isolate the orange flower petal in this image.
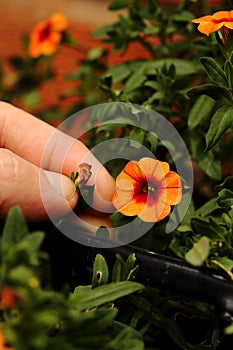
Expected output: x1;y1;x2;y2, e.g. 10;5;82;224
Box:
49;13;68;31
119;160;145;182
225;22;233;30
213;11;233;20
117;198;145;217
139;199;171;222
112;179;134;211
164;171;182;205
138;158;169;180
192;10;233;35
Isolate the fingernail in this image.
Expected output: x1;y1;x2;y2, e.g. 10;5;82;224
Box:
43;170;77;202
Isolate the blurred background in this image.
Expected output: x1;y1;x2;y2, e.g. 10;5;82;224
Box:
0;0;126;116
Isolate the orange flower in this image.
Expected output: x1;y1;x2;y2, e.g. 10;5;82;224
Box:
28;13;68;58
0;287;20;309
192;10;233;36
0;329;13;350
112;157;182;222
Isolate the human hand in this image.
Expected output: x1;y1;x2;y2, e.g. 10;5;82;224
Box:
0;102;115;222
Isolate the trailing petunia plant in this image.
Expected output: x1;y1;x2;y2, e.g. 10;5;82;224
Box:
74;0;233;277
3;0;233;347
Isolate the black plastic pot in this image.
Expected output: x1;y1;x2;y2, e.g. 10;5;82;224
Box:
44;227;233;349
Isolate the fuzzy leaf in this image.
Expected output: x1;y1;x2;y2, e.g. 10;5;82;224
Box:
224;60;233;89
217;189;233;207
216;175;233;192
188;95;215;130
187;84;232;103
71;281;144;311
200;57;228;86
92;254;109;287
2;206;29;246
206;105;233;150
108;0;130;10
191;217;226;239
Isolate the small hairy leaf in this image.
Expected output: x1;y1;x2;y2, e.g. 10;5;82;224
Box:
188;95;215;130
71;281;144;311
206;105;233;150
92;254;109;287
200;57;228;87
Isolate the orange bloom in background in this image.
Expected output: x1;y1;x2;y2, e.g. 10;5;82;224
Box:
112;157;182;223
0;287;20;309
28;13;68;58
192;10;233;36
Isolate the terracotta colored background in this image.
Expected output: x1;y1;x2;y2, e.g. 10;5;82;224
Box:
0;0;224;115
0;0;153;114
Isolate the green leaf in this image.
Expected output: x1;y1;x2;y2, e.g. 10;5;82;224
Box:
171;11;194;22
190;131;222;180
123;66;147;93
91;24;114;38
144;59;199;77
107;63;133;83
21;90;40;108
224;324;233;335
185;236;210;267
112;255;124;282
87;47;105;61
200;57;228;87
217;189;233;207
212;256;233;271
71;281;144;311
187;84;232;103
91;254;109;287
109;321;144;350
108;0;130;10
195;197;220;217
8;265;36;285
224;60;233;89
206;105;233;150
61;31;77;47
72;307;118;336
124;253;137;280
145;132;159;153
191;217;226;240
216;175;233;192
9;56;26;70
20;231;45;254
188;95;215;130
2;206;29;246
211;257;233;279
129;128;145;148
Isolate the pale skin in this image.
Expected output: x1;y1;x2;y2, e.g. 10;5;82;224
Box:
0;102;115;228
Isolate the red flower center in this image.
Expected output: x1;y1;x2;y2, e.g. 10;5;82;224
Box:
213;17;233;24
39;22;52;42
134;177;158;206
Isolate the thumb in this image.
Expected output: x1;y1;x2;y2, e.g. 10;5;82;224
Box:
0;149;78;221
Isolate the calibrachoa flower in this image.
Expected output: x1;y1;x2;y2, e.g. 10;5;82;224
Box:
28;13;68;58
192;10;233;36
0;287;20;309
112;157;182;223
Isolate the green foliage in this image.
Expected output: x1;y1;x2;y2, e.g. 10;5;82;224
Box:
0;206;225;349
3;0;233;347
0;207;144;350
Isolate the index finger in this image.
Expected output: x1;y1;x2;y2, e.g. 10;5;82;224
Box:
0;102;115;213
